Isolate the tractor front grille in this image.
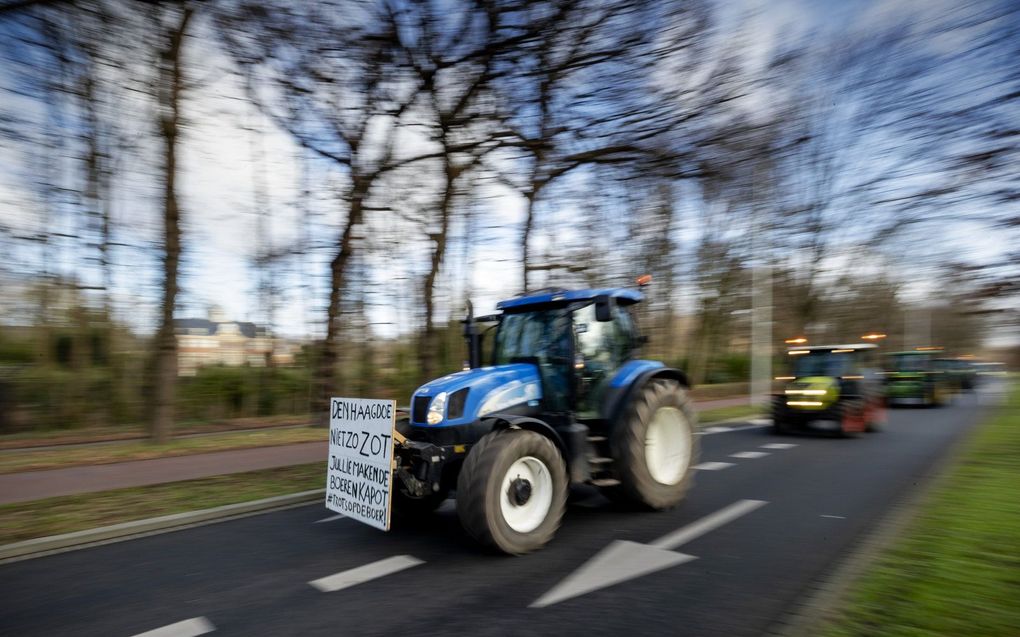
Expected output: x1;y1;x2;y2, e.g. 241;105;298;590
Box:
412;395;431;424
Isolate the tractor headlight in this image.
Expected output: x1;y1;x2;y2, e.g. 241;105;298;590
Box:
427;392;448;425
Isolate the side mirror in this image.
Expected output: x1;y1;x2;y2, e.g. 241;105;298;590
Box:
594;296;612;322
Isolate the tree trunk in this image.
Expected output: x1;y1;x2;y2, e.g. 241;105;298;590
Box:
520;190;537;292
420;161;457;381
315;179;368;424
151;6;192;444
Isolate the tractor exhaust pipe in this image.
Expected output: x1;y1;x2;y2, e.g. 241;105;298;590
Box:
463;300;482;369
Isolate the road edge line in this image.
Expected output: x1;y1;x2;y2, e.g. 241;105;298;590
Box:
0;488;325;564
766;407;991;637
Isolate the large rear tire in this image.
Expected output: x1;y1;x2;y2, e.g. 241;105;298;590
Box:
456;429;567;555
607;379;698;509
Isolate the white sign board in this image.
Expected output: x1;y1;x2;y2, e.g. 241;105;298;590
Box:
326;397;396;531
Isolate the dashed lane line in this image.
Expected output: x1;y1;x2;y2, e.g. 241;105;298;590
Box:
309;555;424;593
730;451;770;459
761;443;798;450
131;617;215;637
694;461;735;471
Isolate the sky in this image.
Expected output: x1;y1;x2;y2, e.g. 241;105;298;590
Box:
0;0;1014;346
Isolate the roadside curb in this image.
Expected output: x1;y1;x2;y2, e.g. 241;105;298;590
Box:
0;488;325;564
767;404;991;637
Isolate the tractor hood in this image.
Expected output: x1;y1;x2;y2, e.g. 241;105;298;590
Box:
410;363;543;427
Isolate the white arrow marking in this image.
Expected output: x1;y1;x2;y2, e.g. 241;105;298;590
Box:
761;443;797;450
531;499;767;608
314;514;346;524
693;461;734;471
648;499;768;550
309;555;424;593
131;617;215;637
730;451;770;459
530;541;696;608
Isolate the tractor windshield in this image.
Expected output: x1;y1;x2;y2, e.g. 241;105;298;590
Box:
791;351;854;378
890;353;931;372
493;309;572;365
493;309;573;411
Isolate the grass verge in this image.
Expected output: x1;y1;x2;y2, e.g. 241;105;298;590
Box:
0;462;324;545
824;383;1020;637
0;427;325;474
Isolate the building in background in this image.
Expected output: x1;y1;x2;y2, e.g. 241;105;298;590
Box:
174;306;295;376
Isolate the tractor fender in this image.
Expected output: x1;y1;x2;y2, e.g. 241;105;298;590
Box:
483;414;567;455
603;367;691;425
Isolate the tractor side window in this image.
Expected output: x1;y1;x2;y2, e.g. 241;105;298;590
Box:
575;303;614;364
574;302;630;418
612;304;638;360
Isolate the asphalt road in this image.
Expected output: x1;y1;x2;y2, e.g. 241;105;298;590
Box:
0;389;1001;637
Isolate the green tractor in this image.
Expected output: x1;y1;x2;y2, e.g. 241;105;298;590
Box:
393;286;699;554
772;344;886;436
885;349;953;407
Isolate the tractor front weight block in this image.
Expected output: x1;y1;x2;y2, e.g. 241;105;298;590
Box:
396;439;448;497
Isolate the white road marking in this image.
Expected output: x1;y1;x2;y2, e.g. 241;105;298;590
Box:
309;555;424;593
761;443;797;450
530;541;696;608
314;514;346;524
749;418;773;426
131;617;215;637
649;499;768;550
820;514;846;519
702;426;731;434
697;423;771;436
694;461;735;471
730;451;770;459
531;499;767;607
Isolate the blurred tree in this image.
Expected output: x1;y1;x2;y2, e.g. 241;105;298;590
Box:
151;2;193;443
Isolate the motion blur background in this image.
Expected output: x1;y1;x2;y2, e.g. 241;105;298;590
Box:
0;0;1016;440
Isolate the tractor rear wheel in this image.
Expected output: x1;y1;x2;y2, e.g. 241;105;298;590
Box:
456;429;567;555
607;379;698;509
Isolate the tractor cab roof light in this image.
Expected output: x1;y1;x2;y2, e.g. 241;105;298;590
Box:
636;274;653;287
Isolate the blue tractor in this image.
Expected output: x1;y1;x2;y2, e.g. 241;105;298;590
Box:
394;286;698;554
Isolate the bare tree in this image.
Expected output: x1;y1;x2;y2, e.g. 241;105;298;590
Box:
151;3;192;443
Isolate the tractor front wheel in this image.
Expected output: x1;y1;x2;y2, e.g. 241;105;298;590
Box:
456;429;567;555
608;379;698;509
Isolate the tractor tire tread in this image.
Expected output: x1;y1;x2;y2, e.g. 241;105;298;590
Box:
456;429;567;555
606;379;698;510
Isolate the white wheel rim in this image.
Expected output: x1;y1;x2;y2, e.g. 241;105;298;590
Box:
645;406;691;485
499;456;554;533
